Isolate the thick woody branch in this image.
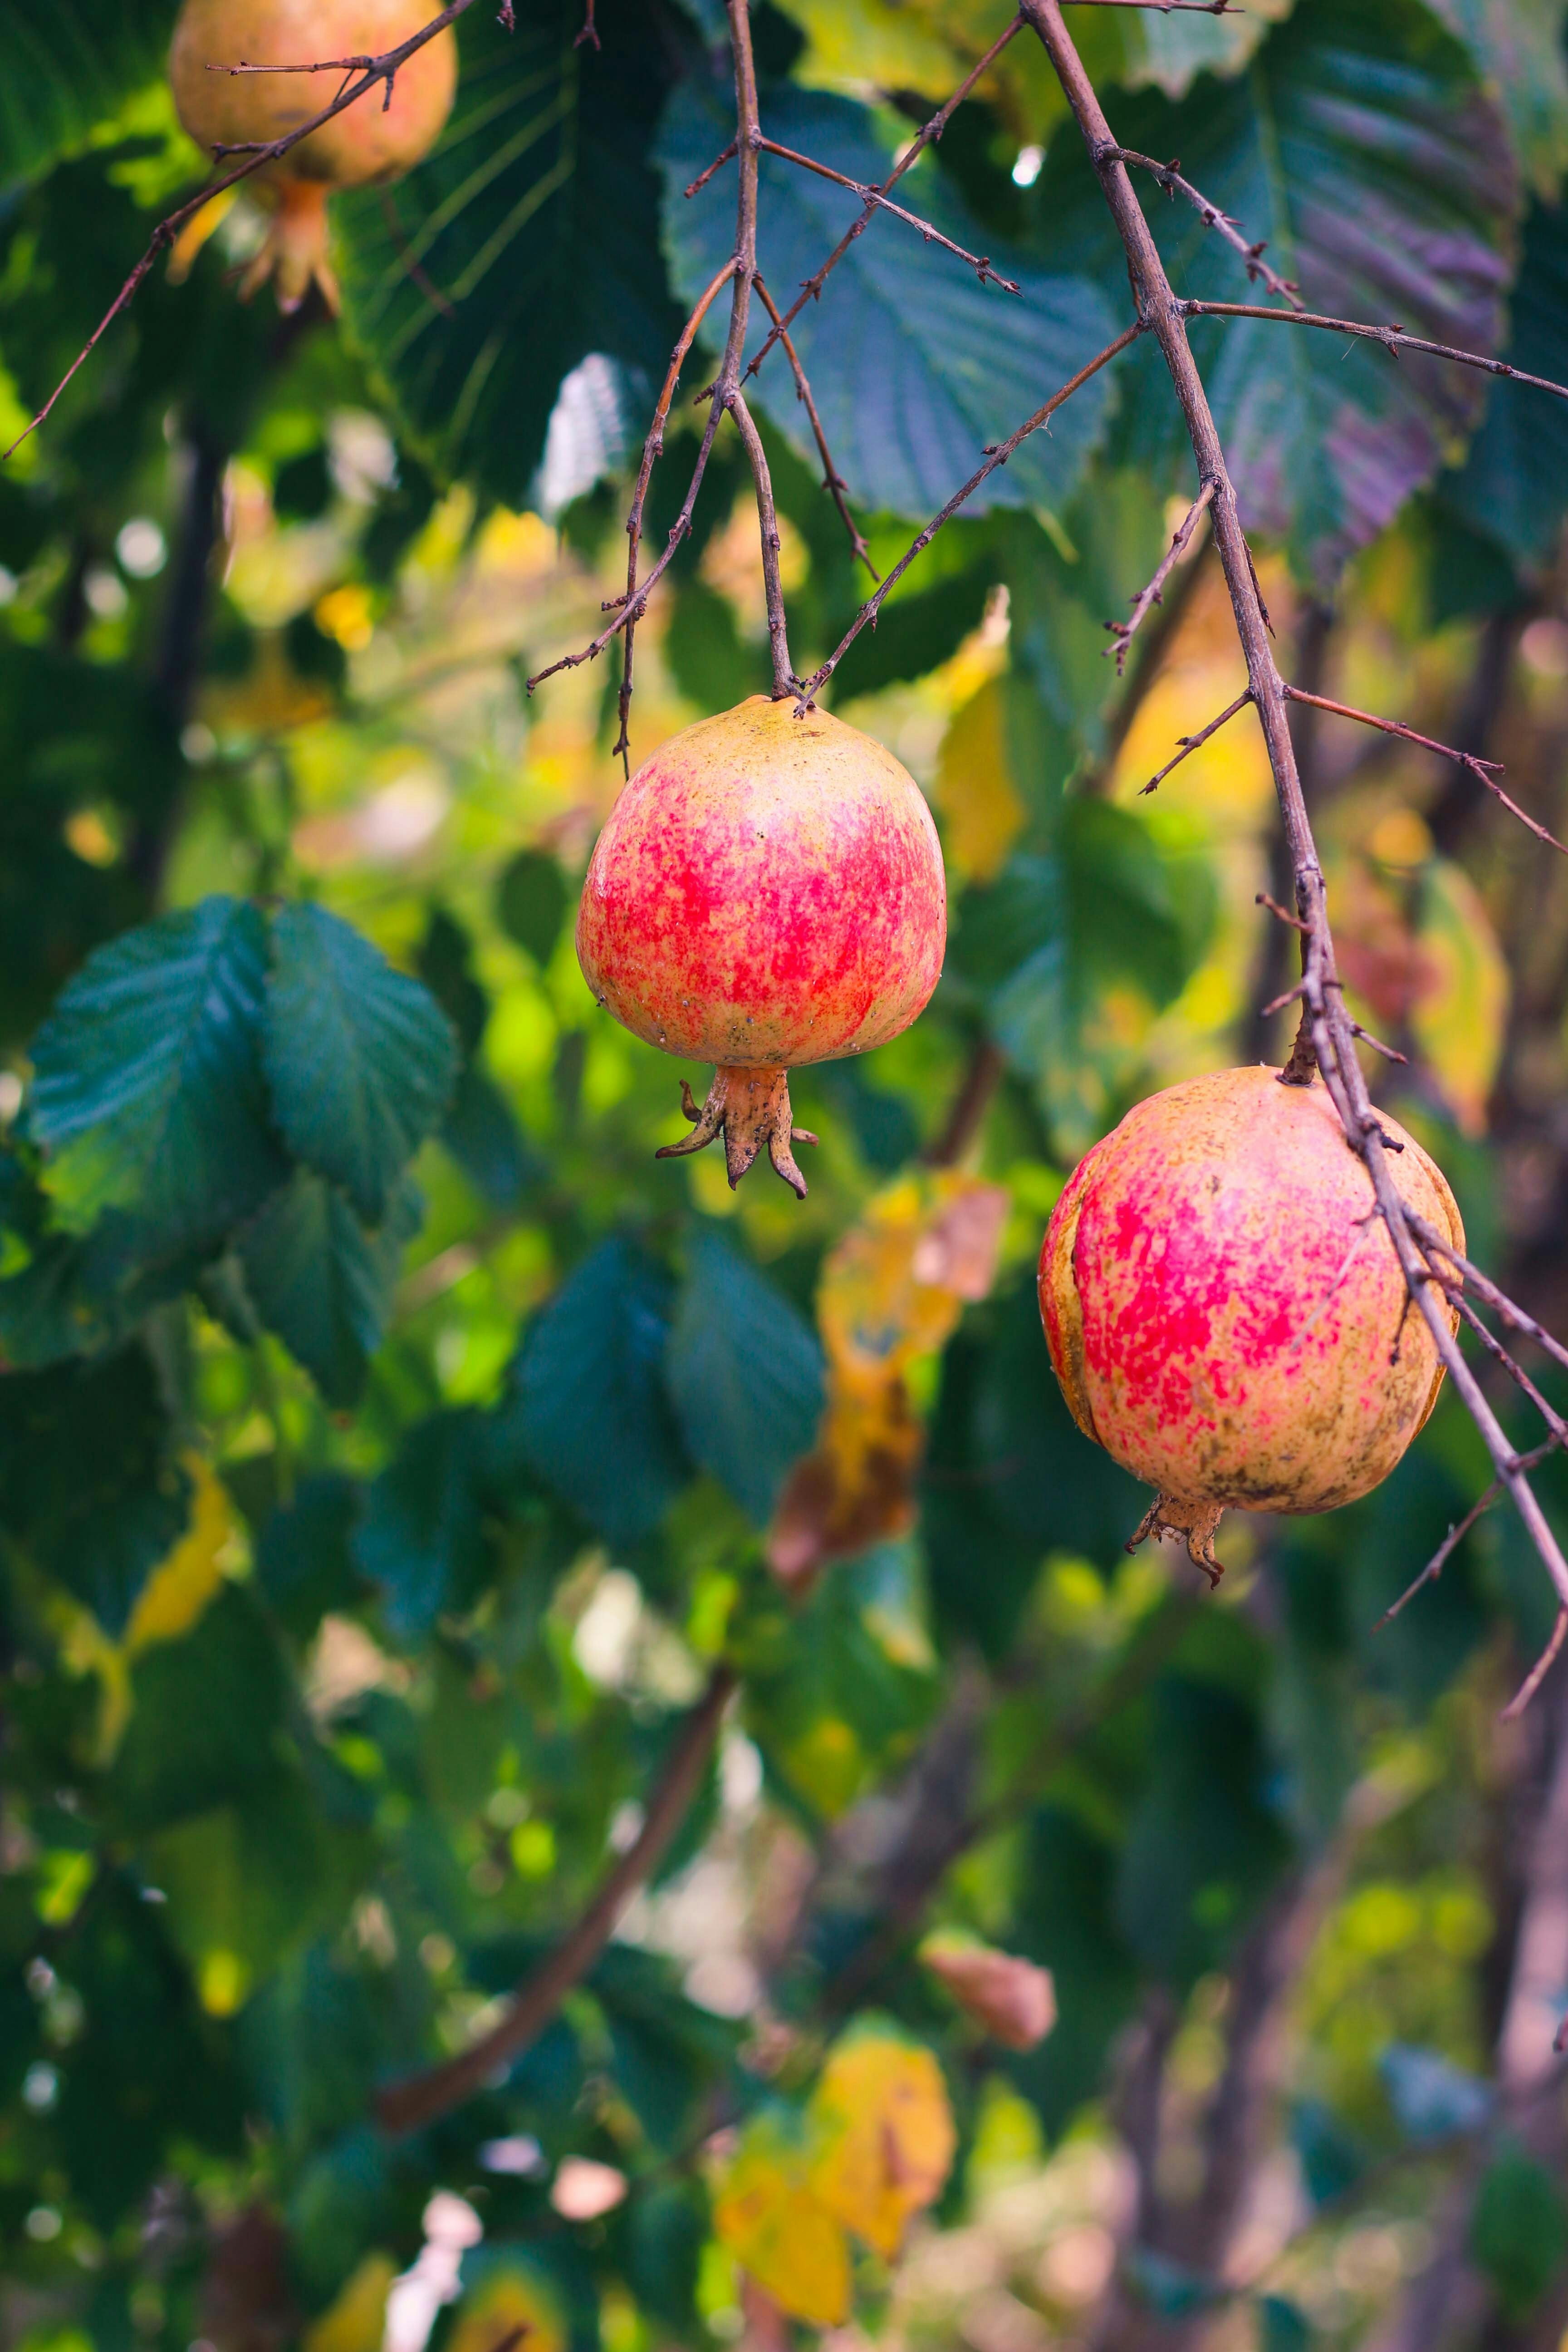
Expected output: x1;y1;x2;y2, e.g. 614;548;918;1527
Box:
1020;0;1568;1715
753;274;877;575
1140;686;1253;793
6;0;484;457
1107;477;1214;673
1181;298;1568;407
745;14;1027;382
1282;685;1568;855
376;1664;736;2136
796;322;1145;703
1102;148;1303;307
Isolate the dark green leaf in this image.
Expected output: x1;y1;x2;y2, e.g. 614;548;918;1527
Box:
1005;1806;1141;2138
1470;2142;1568;2318
658;82;1118;519
0;1345;190;1637
496;850;570;968
1443;196;1568;569
113;1585;290;1835
336;0;680;507
664;1225;824;1527
1259;2297;1313;2352
353;1411;493;1643
1428;0;1568;195
238;1171;421;1409
492;1237;689;1545
28;896;284;1251
1035;0;1517;584
253;1475;368;1646
262;903;458;1226
0;0;177;186
442;1065;543;1210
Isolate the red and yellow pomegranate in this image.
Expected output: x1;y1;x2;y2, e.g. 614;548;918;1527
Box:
1039;1066;1464;1582
170;0;458;312
578;696;947;1196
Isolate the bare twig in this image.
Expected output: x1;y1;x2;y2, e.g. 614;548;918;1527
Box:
754;274;877;575
1407;1214;1568;1384
1180;298;1568;407
1103;148;1303;307
1255;890;1309;933
5;0;484;458
376;1664;736;2135
1139;686;1253;793
1282;685;1568;856
1351;1022;1408;1065
531;0;798;727
1065;0;1237;10
1106;477;1214;672
753;136;1019;294
686;138;738;198
575;0;601;47
1019;0;1568;1711
795;322;1145;703
746;13;1028;382
603;258;737;766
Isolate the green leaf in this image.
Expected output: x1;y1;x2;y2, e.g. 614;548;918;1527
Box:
657;82;1118;519
665;1226;824;1527
113;1585;289;1835
253;1475;368;1646
1443;196;1568;568
336;0;681;508
0;1345;191;1638
496;850;570;968
492;1236;690;1545
352;1411;492;1642
238;1171;422;1409
442;1064;544;1210
262;903;457;1228
1470;2142;1568;2318
1035;0;1518;585
27;896;284;1250
1428;0;1568;196
0;0;177;186
1259;2297;1313;2352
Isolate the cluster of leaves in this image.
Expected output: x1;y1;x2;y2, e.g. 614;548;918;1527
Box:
4;0;1568;2346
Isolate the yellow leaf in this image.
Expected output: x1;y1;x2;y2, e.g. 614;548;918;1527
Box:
808;2024;957;2259
1412;858;1508;1138
935;676;1026;884
818;1173;1009;1386
714;2118;853;2328
302;2254;398;2352
127;1458;235;1655
446;2267;568;2352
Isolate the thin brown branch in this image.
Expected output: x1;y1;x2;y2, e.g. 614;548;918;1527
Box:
1441;1279;1568;1446
795;322;1145;703
686;138;739;198
533;0;795;731
1350;1021;1407;1065
1103;148;1302;307
1407;1214;1568;1384
1181;298;1568;407
1139;686;1253;793
754;274;877;576
575;0;601;48
1505;1610;1568;1721
1021;0;1568;1709
1282;685;1568;855
1106;476;1213;673
753;136;1020;294
5;0;484;459
746;12;1028;382
376;1664;736;2136
925;1038;1007;1167
605;259;737;767
1065;0;1237;10
1255;890;1309;932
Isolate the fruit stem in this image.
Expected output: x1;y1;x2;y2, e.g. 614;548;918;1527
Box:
655;1065;820;1196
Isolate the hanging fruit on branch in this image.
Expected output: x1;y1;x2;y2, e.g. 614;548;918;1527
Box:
169;0;459;313
578;697;947;1197
1039;1066;1465;1584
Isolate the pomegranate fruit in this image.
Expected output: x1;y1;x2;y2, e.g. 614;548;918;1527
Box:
170;0;458;312
577;696;946;1196
1039;1066;1464;1581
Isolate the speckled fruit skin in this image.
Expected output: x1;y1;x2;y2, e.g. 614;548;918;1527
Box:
171;0;456;308
578;696;946;1068
1039;1068;1465;1553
